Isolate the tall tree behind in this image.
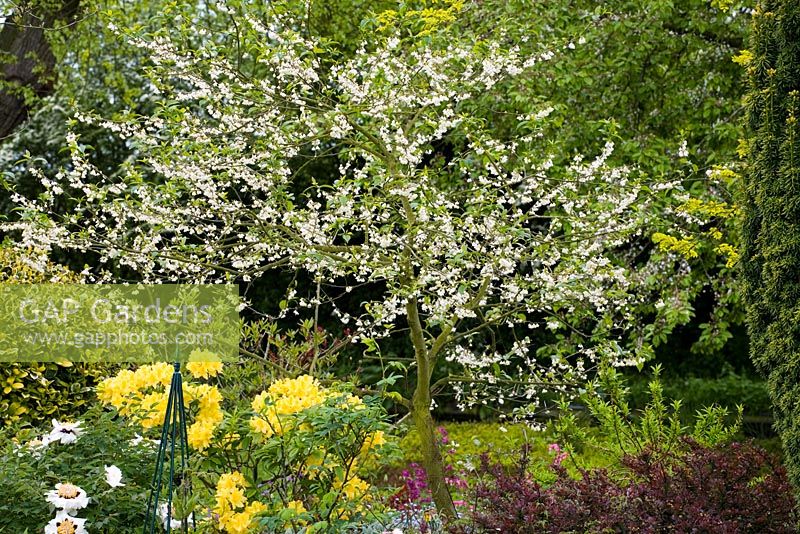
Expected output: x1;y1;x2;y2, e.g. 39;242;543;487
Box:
743;0;800;500
0;0;79;140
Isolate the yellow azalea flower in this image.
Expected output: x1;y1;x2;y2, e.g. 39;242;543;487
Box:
201;407;223;425
221;511;252;534
187;419;215;450
217;472;247;493
343;393;364;409
286;499;306;515
189;382;212;398
214;472;266;534
97;370;138;410
360;430;386;456
249;415;274;436
186;360;223;379
226;487;248;510
249;375;331;438
371;430;386;446
198;404;224;424
338;475;370;501
137;391;169;429
247;501;267;514
251;391;269;412
267;374;319;398
183;384;202;404
133;362;174;390
273;396;305;415
198;385;223;408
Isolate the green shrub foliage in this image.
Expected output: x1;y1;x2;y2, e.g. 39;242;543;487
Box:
743;0;800;500
0;362;109;426
626;372;771;420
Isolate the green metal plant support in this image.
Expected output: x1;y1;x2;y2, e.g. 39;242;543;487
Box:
144;362;194;533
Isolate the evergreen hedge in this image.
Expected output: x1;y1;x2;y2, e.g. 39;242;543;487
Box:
743;0;800;501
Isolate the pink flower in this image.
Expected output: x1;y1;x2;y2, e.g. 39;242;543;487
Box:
548;443;568;465
437;426;449;444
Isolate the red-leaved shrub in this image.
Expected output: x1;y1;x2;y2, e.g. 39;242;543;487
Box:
462;439;797;533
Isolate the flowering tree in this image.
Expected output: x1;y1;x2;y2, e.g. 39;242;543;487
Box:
5;0;686;517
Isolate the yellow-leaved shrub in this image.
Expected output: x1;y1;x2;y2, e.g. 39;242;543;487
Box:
0;246;113;426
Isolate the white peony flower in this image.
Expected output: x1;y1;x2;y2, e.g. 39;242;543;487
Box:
104;465;125;488
45;483;90;514
43;419;83;445
158;502;183;530
44;511;88;534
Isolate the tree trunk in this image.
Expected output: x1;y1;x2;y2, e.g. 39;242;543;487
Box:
411;372;456;520
0;0;80;140
743;0;800;507
405;295;457;519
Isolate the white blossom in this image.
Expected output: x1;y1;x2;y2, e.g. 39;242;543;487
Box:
104;465;125;488
45;511;88;534
45;483;90;514
43;420;83;445
4;8;687;415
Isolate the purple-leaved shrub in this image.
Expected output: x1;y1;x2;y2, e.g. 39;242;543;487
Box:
461;438;796;533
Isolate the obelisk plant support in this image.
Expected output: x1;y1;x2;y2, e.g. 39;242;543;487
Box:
143;362;194;533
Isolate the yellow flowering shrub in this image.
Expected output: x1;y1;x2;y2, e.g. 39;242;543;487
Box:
99;367;393;532
213;472;267;534
249;375;329;437
186;360;223;379
215;376;392;532
255;379;388;530
97;353;224;451
186;349;224;379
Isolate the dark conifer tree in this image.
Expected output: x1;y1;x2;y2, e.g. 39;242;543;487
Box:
743;0;800;502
